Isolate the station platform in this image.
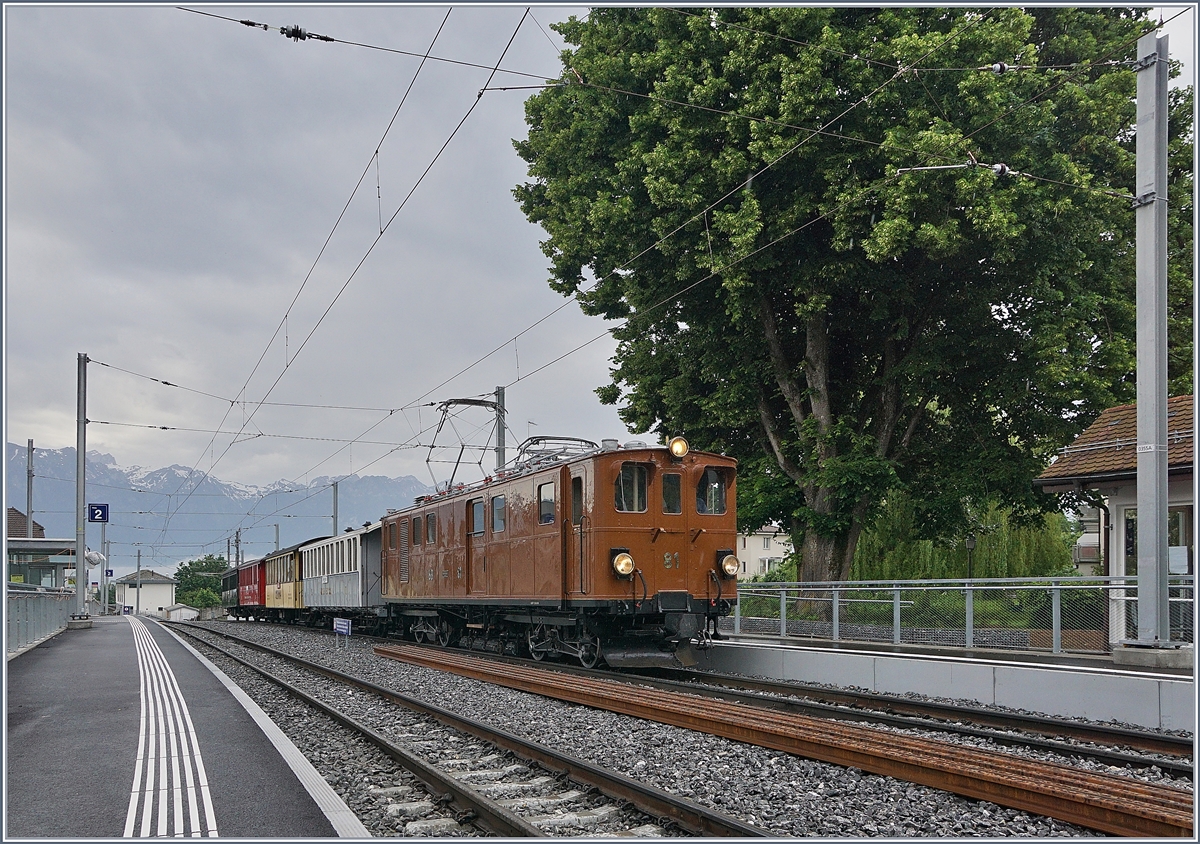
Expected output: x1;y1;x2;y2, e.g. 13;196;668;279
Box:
699;633;1196;732
6;615;367;838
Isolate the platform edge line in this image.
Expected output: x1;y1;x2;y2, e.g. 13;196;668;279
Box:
156;622;370;839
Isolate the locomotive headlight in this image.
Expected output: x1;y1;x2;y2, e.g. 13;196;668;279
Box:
611;551;636;579
668;436;689;458
720;554;740;578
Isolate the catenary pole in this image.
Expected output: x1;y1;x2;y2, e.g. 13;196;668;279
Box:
26;439;34;538
494;386;505;470
332;481;339;537
1133;31;1171;645
135;549;142;615
100;522;106;615
75;354;88;616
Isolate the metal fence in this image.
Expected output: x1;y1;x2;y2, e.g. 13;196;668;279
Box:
6;583;76;654
723;576;1195;654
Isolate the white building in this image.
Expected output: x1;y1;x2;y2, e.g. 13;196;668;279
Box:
736;526;792;579
163;604;199;622
114;569;177;615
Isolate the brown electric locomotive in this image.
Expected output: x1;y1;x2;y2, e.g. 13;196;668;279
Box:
379;436;739;667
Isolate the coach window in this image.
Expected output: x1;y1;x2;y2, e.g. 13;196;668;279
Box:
662;473;682;515
538;482;555;524
426;513;437;545
696;467;728;515
572;477;583;525
492;495;506;533
412;517;422;547
469;500;485;536
614;463;648;512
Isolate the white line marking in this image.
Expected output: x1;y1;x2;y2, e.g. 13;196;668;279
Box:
159;623;368;838
122;617;219;837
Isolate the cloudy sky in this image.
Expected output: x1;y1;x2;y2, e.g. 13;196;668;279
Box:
4;4;1195;498
7;3;614;493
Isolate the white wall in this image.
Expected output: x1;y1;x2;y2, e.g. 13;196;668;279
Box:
737;527;792;579
116;581;175;613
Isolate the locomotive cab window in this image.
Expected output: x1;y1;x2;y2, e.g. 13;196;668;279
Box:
469;500;484;536
412;517;422;546
538;482;555;524
662;473;682;515
426;513;437;545
696;467;728;515
615;463;648;512
388;522;397;549
492;495;506;533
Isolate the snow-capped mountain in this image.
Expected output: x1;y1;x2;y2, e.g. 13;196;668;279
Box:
6;442;432;576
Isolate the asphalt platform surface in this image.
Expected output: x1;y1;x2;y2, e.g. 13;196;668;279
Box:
6;615;342;838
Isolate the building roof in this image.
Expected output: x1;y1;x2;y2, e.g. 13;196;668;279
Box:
7;508;45;539
1036;395;1194;489
114;570;177;585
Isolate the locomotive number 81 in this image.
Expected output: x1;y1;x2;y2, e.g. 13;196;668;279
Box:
380;436;739;667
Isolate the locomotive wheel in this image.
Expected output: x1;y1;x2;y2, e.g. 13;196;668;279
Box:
528;624;546;661
436;620;453;648
578;632;601;669
412;625;426;644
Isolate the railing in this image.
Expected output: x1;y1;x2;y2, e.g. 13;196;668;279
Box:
6;583;76;654
724;576;1195;654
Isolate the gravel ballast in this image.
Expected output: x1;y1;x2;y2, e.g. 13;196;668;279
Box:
181;621;1193;837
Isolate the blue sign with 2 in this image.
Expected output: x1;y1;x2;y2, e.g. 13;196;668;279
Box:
88;504;109;523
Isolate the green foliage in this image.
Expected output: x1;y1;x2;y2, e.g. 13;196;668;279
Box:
174;555;228;598
849;491;1075;580
515;7;1192;580
176;587;221;609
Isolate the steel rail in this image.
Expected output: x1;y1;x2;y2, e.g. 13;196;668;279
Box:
629;664;1194;758
376;642;1195;838
420;647;1191;774
598;668;1194;777
173;622;767;837
173;627;544;836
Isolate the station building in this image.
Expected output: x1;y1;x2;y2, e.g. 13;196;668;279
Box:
1035;395;1194;646
1035;394;1194;578
114;569;177;615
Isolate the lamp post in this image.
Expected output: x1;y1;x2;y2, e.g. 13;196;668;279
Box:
965;534;977;580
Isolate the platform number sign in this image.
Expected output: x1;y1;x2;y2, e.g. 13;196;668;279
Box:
88;504;109;523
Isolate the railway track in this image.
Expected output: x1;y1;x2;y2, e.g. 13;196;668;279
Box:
379;642;1191;775
172;622;765;837
374;641;1195;838
622;664;1193;761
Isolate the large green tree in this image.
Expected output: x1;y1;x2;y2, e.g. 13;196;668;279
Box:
174;554;227;608
515;7;1191;582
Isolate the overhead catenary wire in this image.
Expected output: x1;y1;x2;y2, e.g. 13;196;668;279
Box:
156;8;459;533
88;418;428;448
172;9;528;497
